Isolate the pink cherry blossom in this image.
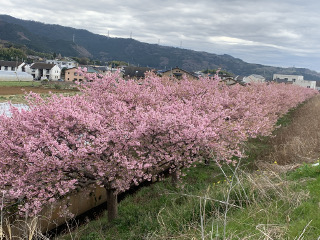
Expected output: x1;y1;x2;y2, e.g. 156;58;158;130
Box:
0;69;317;217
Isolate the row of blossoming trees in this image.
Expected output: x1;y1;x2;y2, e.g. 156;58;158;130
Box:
0;70;317;222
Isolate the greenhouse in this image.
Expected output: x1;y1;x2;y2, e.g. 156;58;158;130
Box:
0;70;33;81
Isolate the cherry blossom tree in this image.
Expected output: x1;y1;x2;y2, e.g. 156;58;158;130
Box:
0;69;317;223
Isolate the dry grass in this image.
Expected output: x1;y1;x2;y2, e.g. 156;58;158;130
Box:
149;166;311;240
0;217;49;240
257;95;320;166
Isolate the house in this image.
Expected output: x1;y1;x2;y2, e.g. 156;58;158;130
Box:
79;66;99;74
243;74;265;83
273;74;316;89
194;71;206;77
64;67;84;82
27;55;44;61
204;72;244;86
0;60;26;72
64;67;99;82
218;72;235;81
220;78;239;86
273;74;304;82
234;75;245;83
296;80;317;89
122;66;153;79
161;67;198;80
93;66;111;75
26;63;61;81
45;59;78;70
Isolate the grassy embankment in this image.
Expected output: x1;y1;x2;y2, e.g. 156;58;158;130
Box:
0;81;79;103
52;95;320;240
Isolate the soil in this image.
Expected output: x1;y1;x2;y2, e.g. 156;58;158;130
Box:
0;86;79;95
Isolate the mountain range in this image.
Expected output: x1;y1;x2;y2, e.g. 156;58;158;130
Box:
0;14;320;80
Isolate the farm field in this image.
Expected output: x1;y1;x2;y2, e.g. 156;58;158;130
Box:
0;81;42;87
0;81;79;103
0;86;78;95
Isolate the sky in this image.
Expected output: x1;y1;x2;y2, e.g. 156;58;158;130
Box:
1;0;320;71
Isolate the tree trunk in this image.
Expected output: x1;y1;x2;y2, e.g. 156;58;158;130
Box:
106;188;118;222
171;168;180;187
204;158;210;165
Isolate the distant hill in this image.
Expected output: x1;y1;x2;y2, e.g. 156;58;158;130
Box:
0;18;78;57
1;14;320;80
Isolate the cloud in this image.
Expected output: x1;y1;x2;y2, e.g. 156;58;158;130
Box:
1;0;320;71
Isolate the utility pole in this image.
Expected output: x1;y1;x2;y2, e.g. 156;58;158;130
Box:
73;34;75;43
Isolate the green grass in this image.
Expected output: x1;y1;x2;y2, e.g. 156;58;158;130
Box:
0;81;42;87
191;162;320;239
0;94;29;103
56;162;232;240
56;161;320;239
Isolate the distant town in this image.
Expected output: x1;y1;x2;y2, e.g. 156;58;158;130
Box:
0;55;317;90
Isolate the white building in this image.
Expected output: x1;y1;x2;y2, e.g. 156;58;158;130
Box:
45;59;78;69
0;60;26;72
273;74;316;89
295;80;317;89
243;74;265;83
26;63;61;81
273;74;304;82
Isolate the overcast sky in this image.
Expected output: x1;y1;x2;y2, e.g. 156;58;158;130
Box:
1;0;320;71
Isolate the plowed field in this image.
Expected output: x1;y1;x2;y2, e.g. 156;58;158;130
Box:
0;86;78;95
